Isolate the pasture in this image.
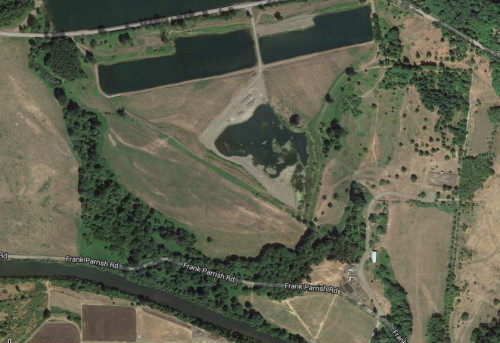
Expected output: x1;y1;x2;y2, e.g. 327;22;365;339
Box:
0;38;80;256
380;202;453;343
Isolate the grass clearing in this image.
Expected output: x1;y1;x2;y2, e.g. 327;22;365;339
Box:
451;164;500;343
379;203;453;343
467;56;500;155
244;292;376;343
0;38;80;256
102;115;305;257
264;43;375;122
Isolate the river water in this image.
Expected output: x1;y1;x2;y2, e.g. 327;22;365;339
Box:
0;260;286;343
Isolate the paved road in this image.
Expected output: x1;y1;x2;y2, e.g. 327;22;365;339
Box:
0;0;286;38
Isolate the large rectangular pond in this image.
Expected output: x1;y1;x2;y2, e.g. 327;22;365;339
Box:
45;0;248;31
98;29;256;95
259;6;373;64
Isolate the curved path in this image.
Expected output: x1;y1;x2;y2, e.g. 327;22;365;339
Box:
0;0;286;38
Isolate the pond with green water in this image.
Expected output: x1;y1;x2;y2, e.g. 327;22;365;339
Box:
98;29;256;95
45;0;248;31
259;6;373;64
215;105;308;178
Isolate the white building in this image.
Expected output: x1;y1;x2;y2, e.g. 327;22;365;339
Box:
371;251;378;263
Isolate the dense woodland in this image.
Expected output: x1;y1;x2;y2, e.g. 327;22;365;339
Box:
27;36;376;343
471;315;500;343
371;249;413;343
0;0;32;28
409;0;500;95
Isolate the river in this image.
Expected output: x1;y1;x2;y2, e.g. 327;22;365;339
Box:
0;260;286;343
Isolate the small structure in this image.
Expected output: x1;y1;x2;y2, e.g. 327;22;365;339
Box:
343;282;354;294
371;250;378;263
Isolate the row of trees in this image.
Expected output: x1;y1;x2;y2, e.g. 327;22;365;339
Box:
371;249;413;342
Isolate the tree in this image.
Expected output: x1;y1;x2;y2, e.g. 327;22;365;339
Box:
325;93;334;103
289;114;300;126
118;32;133;45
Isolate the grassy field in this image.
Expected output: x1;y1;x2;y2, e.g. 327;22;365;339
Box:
379;203;453;343
0;281;47;342
102;114;305;257
244;293;377;343
0;38;80;256
466;56;500;156
451;165;500;343
264;43;375;122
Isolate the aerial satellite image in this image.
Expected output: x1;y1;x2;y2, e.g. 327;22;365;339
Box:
0;0;499;342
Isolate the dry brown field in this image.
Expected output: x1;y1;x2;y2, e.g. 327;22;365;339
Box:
49;286;131;315
264;43;375;122
467;56;500;155
451;165;500;343
119;72;254;155
241;259;375;343
0;38;80;256
379;202;453;343
245;292;376;343
82;305;136;342
137;307;193;342
102;115;305;257
28;323;80;343
355;85;459;200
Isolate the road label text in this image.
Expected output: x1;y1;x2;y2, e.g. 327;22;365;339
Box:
392;329;407;343
284;283;339;294
182;262;236;283
0;251;8;259
65;256;120;269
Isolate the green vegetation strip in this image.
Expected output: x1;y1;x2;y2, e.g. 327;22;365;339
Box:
0;0;33;28
371;249;413;343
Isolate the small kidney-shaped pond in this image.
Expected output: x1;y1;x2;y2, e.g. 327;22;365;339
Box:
215;104;308;178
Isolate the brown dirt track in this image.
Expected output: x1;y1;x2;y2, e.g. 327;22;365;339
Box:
381;203;453;343
28;323;80;343
0;38;80;256
82;305;136;342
